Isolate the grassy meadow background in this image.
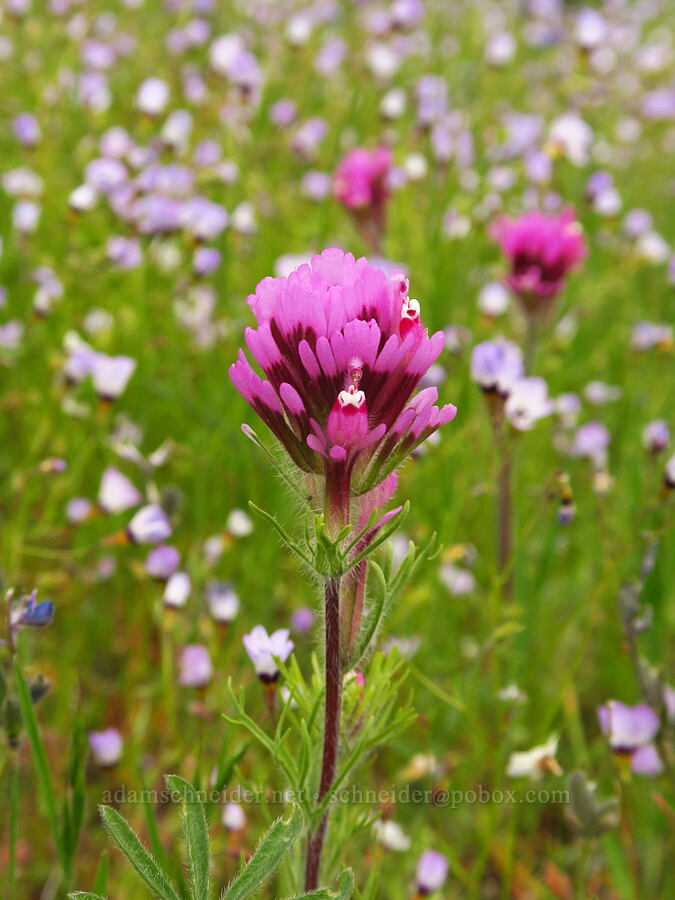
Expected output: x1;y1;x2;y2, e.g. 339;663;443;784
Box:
0;0;674;897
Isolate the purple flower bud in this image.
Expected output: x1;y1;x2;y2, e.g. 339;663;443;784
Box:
146;545;181;580
66;497;93;524
136;77;170;116
98;467;142;514
290;606;315;634
193;246;222;276
163;572;191;609
269;98;297;127
89;728;123;766
13;113;41;146
127;505;172;544
416;850;449;894
92;354;136;400
572;421;611;467
643;419;669;453
222;801;247;831
206;581;239;623
107;236;143;269
179;644;213;687
84;158;128;194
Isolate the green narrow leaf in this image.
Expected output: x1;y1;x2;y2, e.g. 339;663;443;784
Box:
248;503;313;566
223;806;303;900
62;794;73;866
68;715;87;788
241;425;307;500
99;805;182;900
165;775;210;900
71;774;86;852
285;868;354;899
92;851;108;894
13;662;64;869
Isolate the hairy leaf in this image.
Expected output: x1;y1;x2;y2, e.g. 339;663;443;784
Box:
99;805;181;900
165;775;210;900
223;806;303;900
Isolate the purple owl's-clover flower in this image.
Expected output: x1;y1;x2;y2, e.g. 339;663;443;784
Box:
230;249;457;892
333;148;393;247
230;249;456;531
597;701;663;776
490;208;587;314
333;147;392;215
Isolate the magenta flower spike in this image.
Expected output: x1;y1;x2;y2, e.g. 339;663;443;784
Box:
229;248;456;533
333;148;393;251
230;249;456;892
490;208;587;314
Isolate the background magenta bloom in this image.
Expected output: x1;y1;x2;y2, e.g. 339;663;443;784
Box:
491;208;587;310
333;147;392;217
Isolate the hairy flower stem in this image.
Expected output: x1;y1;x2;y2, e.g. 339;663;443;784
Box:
305;575;342;891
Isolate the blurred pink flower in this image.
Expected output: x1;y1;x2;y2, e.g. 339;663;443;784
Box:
333;147;392;232
490;208;586;312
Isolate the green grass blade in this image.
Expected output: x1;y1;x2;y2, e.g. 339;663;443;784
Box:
99;805;182;900
92;851;108;895
13;662;64;870
165;775;210;900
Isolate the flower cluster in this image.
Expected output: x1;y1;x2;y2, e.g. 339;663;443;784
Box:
491;209;587;312
230;249;456;525
333;147;392;221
